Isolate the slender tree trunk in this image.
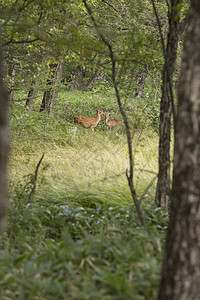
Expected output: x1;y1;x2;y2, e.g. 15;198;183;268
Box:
158;1;200;298
69;65;85;91
134;65;148;98
48;61;63;115
0;43;8;231
25;79;38;110
40;78;52;112
83;0;146;227
8;67;15;106
69;60;104;91
83;59;104;91
155;68;172;208
155;0;182;208
40;61;64;115
83;70;104;91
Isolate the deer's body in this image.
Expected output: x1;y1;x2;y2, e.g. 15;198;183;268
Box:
74;110;104;128
104;113;122;129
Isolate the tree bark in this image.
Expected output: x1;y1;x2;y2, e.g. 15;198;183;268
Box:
69;60;104;91
155;0;183;208
69;65;85;91
25;79;38;110
40;61;64;115
83;59;104;91
134;65;148;98
8;66;15;106
158;1;200;299
0;43;8;231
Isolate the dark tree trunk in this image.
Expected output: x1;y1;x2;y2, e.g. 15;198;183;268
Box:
69;60;104;91
134;66;148;98
40;77;52;113
158;1;200;299
0;43;8;231
40;61;64;115
8;66;15;106
83;70;104;91
25;79;38;110
83;59;104;91
9;88;15;105
155;0;183;208
155;69;172;208
69;65;85;91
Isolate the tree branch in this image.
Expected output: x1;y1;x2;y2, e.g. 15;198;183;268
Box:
3;38;40;47
28;153;45;203
150;0;166;56
101;0;120;14
178;17;187;36
83;0;146;227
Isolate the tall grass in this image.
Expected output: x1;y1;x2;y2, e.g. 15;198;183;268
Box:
9;130;158;207
9;89;158;206
1;89;166;300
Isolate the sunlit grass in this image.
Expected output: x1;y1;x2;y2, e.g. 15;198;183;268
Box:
8;89;159;207
4;91;164;300
9;127;158;206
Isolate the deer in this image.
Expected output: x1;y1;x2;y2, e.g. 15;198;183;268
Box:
104;113;122;129
74;110;104;130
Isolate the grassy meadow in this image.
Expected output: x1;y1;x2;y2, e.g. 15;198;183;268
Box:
0;89;168;300
9;89;159;206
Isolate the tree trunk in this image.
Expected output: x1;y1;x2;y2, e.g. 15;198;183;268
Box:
25;79;38;110
83;59;104;91
8;66;15;106
158;1;200;299
69;65;85;91
155;0;182;208
155;68;172;208
69;60;104;91
0;43;8;231
40;78;52;113
134;66;148;98
40;61;64;115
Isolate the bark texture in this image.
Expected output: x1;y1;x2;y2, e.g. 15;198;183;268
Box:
69;60;103;91
158;0;200;298
134;66;148;98
25;79;38;110
40;61;64;115
0;44;8;231
69;65;85;91
155;0;182;208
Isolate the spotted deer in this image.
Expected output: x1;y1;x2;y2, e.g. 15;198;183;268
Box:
74;110;104;130
104;113;122;129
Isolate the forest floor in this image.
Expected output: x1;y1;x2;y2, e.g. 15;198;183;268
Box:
0;90;168;300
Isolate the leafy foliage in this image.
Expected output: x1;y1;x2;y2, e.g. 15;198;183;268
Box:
1;85;167;299
1;188;167;299
0;0;183;298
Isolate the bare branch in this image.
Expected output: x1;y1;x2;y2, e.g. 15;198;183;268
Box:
83;0;146;227
2;38;40;47
150;0;166;56
28;153;45;203
3;0;20;26
101;0;120;14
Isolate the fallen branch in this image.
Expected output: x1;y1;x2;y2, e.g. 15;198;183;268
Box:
28;153;45;203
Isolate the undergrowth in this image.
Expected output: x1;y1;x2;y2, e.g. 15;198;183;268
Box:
1;192;167;300
0;89;167;299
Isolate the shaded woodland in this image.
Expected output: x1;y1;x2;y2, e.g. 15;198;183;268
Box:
1;1;200;299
